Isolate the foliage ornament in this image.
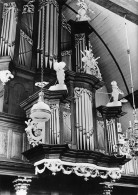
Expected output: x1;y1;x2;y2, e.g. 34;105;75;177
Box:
22;0;35;14
81;46;102;80
25;119;44;147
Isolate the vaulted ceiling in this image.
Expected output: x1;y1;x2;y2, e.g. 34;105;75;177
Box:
63;0;138;104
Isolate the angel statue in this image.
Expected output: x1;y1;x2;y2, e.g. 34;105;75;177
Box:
76;0;91;21
49;61;67;91
106;81;124;107
81;46;102;80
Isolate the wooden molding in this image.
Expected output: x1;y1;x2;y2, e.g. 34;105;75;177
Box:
23;144;130;167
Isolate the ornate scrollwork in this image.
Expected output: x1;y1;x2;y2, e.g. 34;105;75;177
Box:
34;159;122;181
20;30;33;45
64;103;70;110
75;33;85;45
22;0;35;14
61;50;72;57
50;103;59;111
25;119;44;147
62;14;71;33
39;0;58;9
3;2;17;17
74;87;92;101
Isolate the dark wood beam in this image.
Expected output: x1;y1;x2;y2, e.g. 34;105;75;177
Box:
90;0;138;25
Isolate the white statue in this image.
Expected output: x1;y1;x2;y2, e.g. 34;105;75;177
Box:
0;70;14;85
76;0;91;21
106;81;124;107
49;61;67;91
81;46;102;80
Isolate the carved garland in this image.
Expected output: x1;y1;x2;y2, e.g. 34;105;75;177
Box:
75;33;85;45
61;50;72;57
2;2;17;17
39;0;58;9
22;0;35;14
34;159;122;181
62;14;71;33
74;87;92;102
20;30;33;45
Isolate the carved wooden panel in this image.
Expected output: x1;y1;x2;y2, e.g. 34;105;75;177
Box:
0;128;8;158
8;83;28;116
63;111;71;144
11;131;23;160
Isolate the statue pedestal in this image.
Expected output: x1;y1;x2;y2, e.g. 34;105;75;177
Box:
49;84;67;91
106;101;122;107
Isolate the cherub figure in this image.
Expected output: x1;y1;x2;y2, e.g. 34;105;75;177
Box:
106;81;124;107
111;81;124;102
76;0;91;21
54;61;66;85
49;61;67;91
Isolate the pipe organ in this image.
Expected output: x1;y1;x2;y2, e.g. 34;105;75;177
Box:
0;2;17;59
18;1;34;68
74;87;94;150
37;0;59;69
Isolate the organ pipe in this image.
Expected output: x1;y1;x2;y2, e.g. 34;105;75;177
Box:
74;88;94;150
75;34;86;72
37;0;59;69
107;119;118;154
0;2;17;58
50;104;60;144
18;1;34;67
